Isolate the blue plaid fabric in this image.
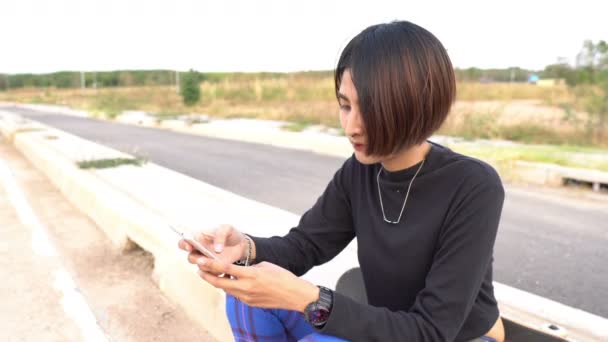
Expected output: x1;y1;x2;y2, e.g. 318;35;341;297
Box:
226;294;497;341
225;294;347;342
479;337;497;342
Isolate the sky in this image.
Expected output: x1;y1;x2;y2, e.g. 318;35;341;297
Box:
1;0;607;74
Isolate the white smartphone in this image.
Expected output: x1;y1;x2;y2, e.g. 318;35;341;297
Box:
170;225;220;260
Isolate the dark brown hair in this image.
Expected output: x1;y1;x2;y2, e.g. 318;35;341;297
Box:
335;20;456;156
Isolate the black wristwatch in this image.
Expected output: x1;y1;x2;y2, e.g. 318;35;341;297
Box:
304;286;333;328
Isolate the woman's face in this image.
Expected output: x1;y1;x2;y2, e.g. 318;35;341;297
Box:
338;70;383;165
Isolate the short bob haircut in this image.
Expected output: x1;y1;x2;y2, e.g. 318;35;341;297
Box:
335;20;456;156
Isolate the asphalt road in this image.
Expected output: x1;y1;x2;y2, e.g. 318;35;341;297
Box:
5;107;607;318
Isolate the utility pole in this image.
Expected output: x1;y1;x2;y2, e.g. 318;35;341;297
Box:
81;71;85;90
175;70;180;93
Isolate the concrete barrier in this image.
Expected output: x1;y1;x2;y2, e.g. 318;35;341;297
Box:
1;110;606;341
509;161;564;186
495;283;608;341
508;160;608;193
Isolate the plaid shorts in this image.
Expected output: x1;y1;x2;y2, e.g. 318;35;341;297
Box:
225;294;347;342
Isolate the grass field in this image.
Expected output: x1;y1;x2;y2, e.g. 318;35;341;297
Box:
0;74;604;151
446;142;608;172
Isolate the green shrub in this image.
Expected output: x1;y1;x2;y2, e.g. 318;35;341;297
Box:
180;70;201;106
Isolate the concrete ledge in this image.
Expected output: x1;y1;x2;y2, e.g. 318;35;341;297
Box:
513;160;608;191
508;160;565;186
495;283;608;341
0;114;47;143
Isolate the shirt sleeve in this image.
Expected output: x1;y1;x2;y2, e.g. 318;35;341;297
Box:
248;158;356;276
318;179;505;342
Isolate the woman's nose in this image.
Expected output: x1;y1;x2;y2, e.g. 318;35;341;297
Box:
345;110;363;137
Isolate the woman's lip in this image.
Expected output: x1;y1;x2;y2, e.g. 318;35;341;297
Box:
352;143;366;152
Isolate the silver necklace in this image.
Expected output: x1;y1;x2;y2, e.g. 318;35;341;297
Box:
376;158;426;224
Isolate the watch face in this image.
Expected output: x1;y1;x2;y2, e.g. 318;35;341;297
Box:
308;303;331;326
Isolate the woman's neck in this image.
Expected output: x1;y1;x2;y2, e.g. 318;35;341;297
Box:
381;141;431;172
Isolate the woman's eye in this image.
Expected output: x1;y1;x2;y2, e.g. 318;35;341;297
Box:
339;105;351;111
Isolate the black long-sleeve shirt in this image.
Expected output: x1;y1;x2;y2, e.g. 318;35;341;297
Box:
250;141;505;342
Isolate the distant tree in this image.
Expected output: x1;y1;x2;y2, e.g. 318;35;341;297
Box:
0;74;8;90
542;42;608;142
454;67;536;83
460;67;483;82
542;62;575;84
180;69;201;106
118;71;135;86
572;40;608;142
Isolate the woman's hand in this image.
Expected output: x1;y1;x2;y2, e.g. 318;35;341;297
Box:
196;258;320;313
178;224;247;265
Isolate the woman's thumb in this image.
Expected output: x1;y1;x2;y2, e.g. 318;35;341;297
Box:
214;224;233;253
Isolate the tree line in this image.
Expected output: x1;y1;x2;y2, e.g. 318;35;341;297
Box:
4;67;591;91
0;70;330;90
0;67;561;91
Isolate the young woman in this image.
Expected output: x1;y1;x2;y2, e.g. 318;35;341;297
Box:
179;20;506;342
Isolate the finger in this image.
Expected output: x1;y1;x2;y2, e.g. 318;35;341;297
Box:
196;257;251;279
187;251;204;264
197;270;242;292
213;224;234;253
196;264;225;277
178;239;193;252
197;232;215;242
189;233;218;258
224;288;252;304
194;256;224;276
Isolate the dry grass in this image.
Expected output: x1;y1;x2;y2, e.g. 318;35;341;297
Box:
0;76;603;146
440;99;593;145
447;142;608;172
456;82;572;102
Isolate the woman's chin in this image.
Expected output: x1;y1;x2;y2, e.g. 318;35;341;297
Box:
353;150;380;165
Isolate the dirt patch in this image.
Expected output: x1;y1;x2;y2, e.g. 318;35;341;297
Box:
0;141;217;341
